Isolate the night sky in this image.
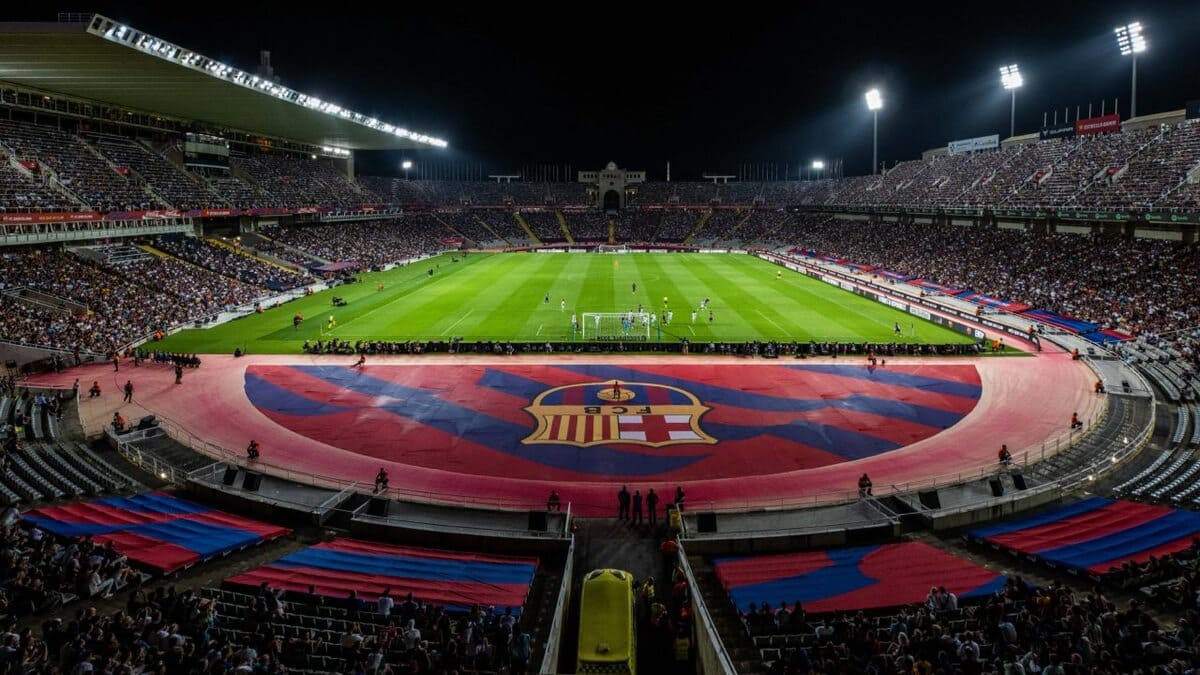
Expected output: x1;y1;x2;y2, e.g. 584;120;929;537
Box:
9;1;1200;179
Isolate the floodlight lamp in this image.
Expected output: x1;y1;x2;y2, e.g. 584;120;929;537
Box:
1000;64;1023;90
811;160;825;170
1115;22;1146;55
402;161;413;170
865;89;883;111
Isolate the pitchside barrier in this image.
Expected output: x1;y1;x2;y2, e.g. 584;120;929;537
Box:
301;339;985;356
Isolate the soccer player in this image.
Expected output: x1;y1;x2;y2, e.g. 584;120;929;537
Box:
571;314;578;333
544;292;549;304
632;282;637;294
691;310;697;324
894;322;902;336
560;298;566;312
666;310;673;324
377;282;384;291
327;315;336;330
708;309;714;324
594;314;602;330
777;270;782;280
662;295;668;307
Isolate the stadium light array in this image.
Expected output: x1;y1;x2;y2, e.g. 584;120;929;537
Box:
1115;21;1147;118
864;89;883;111
1115;22;1146;55
999;64;1023;90
811;160;825;170
92;15;448;149
321;146;351;157
401;160;413;170
999;64;1022;137
865;89;883;174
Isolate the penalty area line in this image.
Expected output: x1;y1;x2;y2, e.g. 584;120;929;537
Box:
441;309;474;336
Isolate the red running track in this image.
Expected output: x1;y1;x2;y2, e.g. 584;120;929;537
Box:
35;351;1098;516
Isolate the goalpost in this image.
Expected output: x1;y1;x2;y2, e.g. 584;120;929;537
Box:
596;244;629;254
581;312;653;341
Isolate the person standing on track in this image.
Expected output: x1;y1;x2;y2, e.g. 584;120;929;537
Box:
122;380;133;403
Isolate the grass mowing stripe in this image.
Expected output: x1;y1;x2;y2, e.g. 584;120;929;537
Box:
153;252;980;353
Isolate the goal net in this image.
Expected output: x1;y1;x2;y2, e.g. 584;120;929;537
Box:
581;312;652;341
596;244;629;254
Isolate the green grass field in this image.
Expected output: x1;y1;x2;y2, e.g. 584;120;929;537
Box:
154;252;979;353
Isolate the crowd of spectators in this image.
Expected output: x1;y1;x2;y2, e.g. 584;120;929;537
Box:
0;515;135;618
0;120;153;213
150;236;307;291
0;249;198;355
740;574;1197;675
236;154;367;209
262;217;450;268
90;137;220;210
0;163;74;213
519;211;564;242
563;211;610;242
788;216;1200;337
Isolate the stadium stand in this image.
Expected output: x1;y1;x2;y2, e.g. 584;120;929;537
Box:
260;217;450;268
24;491;291;574
714;542;1007;614
226;539;537;611
150;235;307;290
90;136;221;209
968;497;1200;577
0;119;153;212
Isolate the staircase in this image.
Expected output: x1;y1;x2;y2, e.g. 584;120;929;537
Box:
689;554;765;674
722;210;754;242
682;210;713;245
471;213;510;246
513;212;541;245
205;236;303;273
555;211;575;244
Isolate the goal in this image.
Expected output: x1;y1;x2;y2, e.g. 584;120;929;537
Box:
596;244;629;254
581;312;652;341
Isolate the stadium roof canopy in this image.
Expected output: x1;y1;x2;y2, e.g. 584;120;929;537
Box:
0;14;447;151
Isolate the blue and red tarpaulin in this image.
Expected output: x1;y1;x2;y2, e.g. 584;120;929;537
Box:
880;270;916;282
24;491;290;574
956;292;1031;314
226;538;538;612
969;497;1200;575
1020;309;1098;335
713;542;1007;613
910;279;965;296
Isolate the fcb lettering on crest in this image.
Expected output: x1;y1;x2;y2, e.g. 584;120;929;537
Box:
522;380;717;448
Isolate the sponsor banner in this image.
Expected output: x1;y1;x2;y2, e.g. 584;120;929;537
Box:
190;208;239;218
908;306;933;321
973;329;986;340
1056;210;1133;222
1146;211;1197;224
1075;114;1120;136
439;238;464;245
1187;100;1200;120
880;297;908;312
1039;124;1076;141
18;160;39;171
0;211;100;225
947;134;999;155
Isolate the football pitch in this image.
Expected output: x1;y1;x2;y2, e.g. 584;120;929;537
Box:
155;252;979;353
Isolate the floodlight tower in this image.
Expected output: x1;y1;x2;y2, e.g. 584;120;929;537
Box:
999;64;1023;138
811;159;825;180
1115;22;1147;118
402;160;413;180
865;89;883;174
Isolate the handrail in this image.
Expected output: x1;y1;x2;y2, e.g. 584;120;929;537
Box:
676;540;738;675
537;535;574;675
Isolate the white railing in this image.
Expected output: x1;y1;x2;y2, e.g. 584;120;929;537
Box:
677;540;738;675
